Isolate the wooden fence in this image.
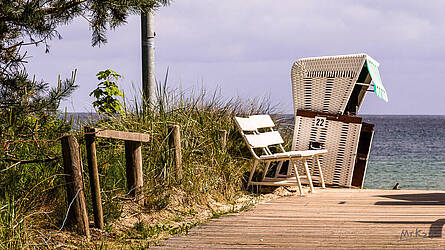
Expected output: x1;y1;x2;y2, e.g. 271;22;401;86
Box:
60;126;227;237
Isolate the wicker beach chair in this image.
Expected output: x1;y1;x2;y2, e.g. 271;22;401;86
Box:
290;54;387;187
234;115;327;195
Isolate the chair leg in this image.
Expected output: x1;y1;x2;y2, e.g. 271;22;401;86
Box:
287;160;293;177
247;159;258;187
274;161;283;178
261;162;271;181
302;158;315;193
315;155;326;189
290;160;304;196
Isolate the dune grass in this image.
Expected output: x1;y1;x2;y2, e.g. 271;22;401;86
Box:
0;82;284;248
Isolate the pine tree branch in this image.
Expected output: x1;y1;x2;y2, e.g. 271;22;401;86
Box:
40;0;88;16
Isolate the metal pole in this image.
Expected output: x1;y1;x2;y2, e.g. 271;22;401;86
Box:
141;11;156;110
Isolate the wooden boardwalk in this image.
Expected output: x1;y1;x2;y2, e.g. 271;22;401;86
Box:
158;189;445;249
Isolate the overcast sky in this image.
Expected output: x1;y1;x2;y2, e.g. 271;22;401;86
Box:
27;0;445;114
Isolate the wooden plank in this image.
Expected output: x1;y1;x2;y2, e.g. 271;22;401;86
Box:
157;189;445;249
93;128;149;142
297;109;363;124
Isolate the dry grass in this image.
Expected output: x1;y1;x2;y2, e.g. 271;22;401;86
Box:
1;83;294;248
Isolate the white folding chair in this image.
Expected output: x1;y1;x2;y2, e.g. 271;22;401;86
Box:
235;115;327;196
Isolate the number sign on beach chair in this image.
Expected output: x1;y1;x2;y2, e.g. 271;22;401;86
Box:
234;115;327;195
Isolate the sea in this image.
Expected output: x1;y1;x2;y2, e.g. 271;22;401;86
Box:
362;115;445;190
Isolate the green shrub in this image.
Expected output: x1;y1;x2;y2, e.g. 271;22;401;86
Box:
90;69;125;116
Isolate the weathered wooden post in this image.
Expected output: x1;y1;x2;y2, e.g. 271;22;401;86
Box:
85;128;149;206
168;125;182;180
84;127;104;230
125;140;144;205
60;135;90;238
219;129;227;150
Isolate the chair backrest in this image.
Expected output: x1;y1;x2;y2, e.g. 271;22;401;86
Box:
234;117;257;131
234;115;285;158
249;115;275;129
244;131;284;148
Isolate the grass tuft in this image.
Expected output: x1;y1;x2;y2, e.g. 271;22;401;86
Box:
1;80;283;248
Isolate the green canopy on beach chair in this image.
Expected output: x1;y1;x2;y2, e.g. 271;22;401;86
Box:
366;57;388;102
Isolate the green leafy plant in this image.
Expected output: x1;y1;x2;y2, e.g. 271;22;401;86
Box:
90;69;125;116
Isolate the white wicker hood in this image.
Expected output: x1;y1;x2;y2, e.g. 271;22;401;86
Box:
291;53;388;115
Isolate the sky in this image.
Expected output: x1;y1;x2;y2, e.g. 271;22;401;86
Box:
26;0;445;115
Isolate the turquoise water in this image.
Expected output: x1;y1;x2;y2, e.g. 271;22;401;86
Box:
363;115;445;190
